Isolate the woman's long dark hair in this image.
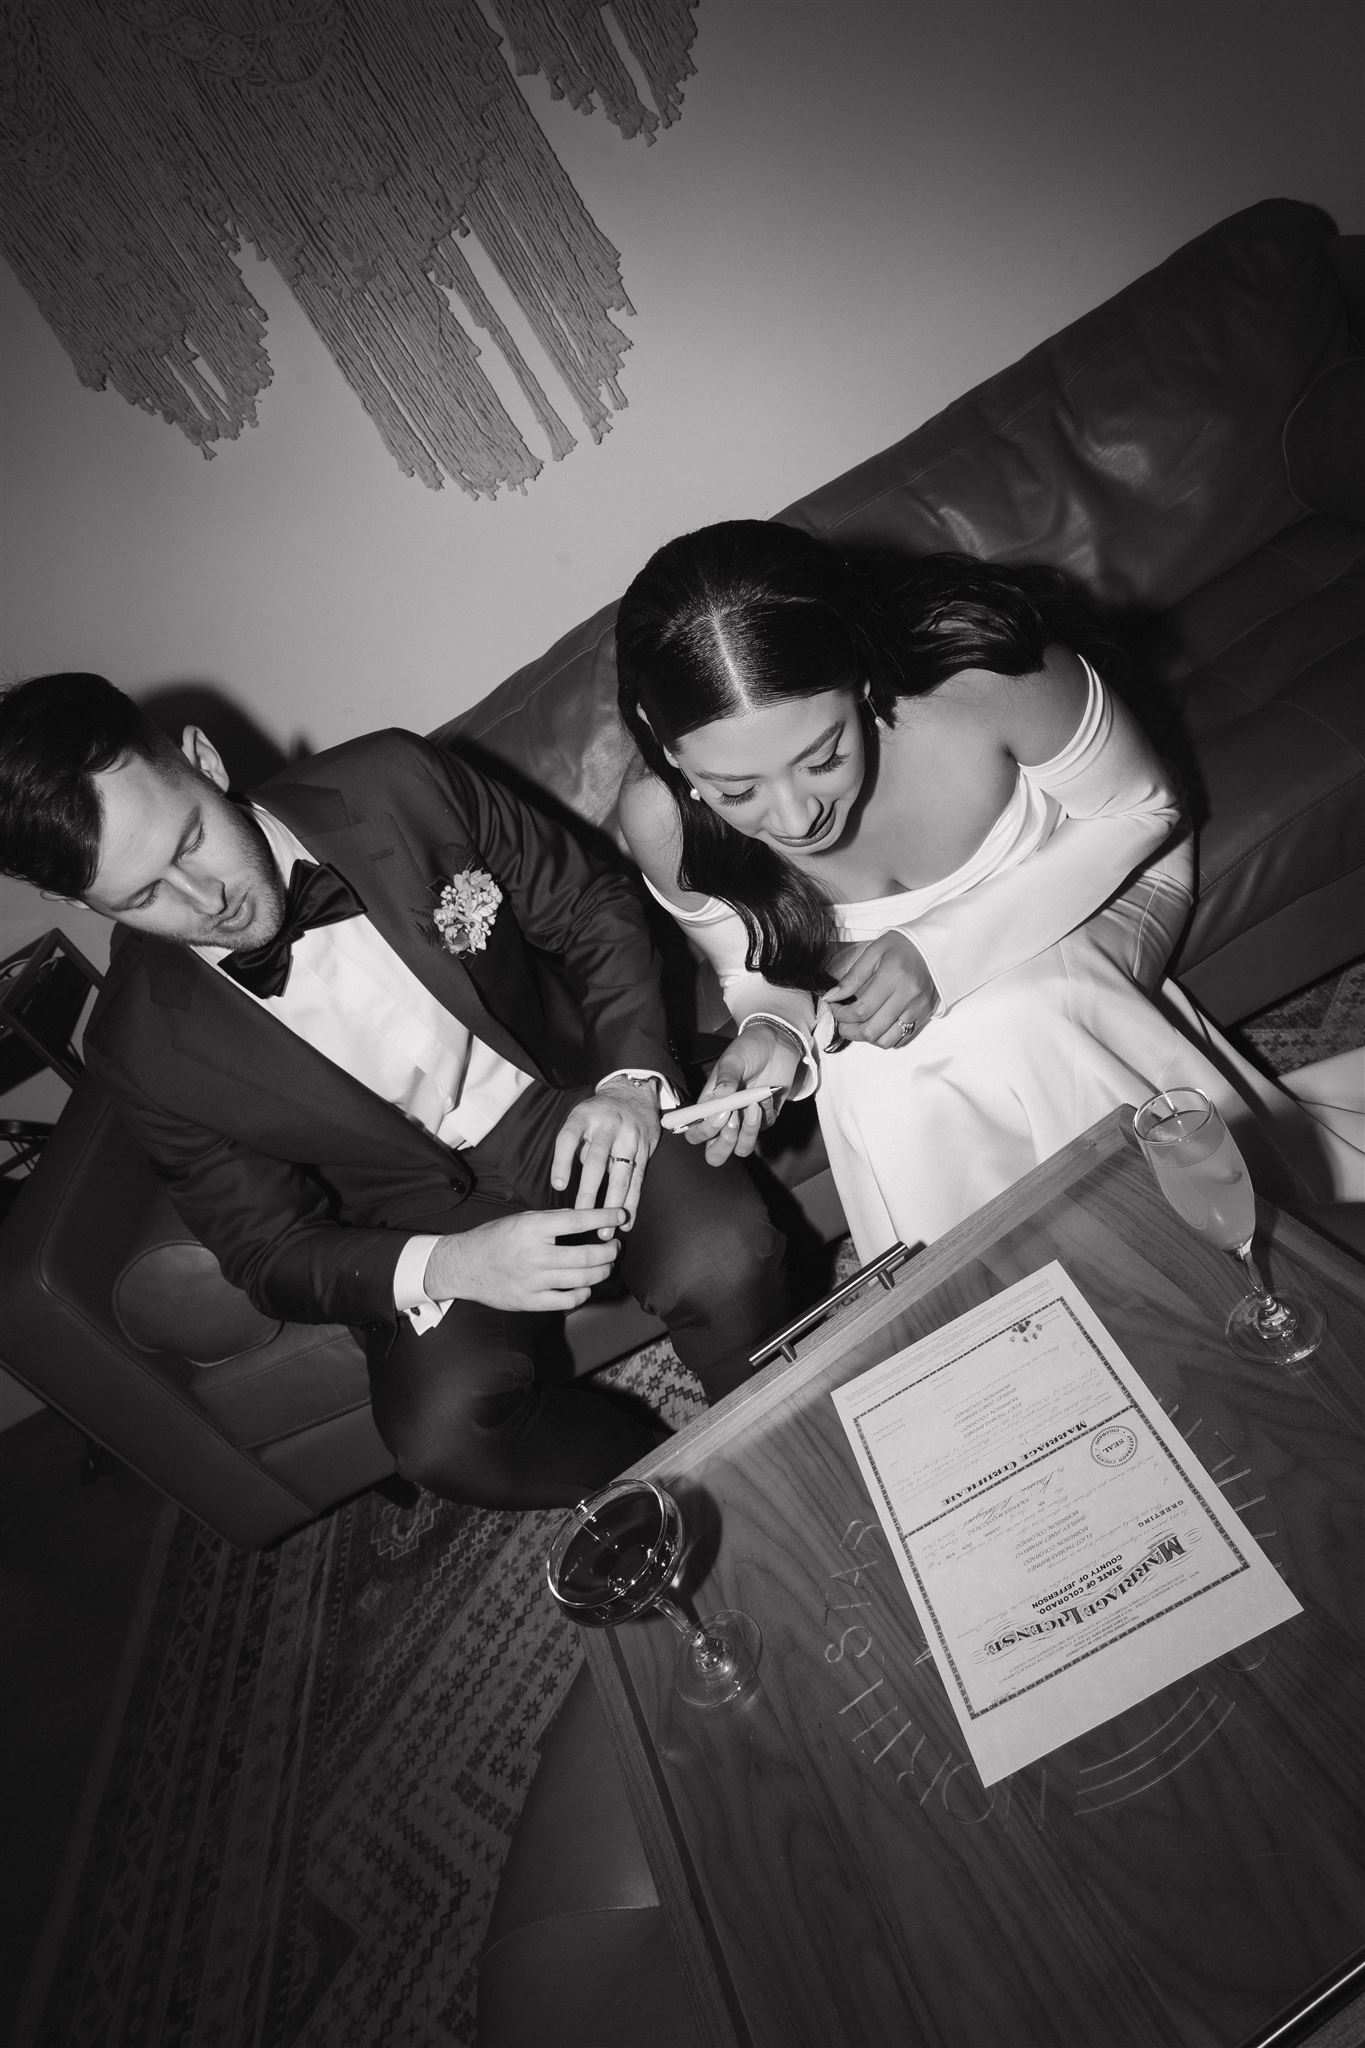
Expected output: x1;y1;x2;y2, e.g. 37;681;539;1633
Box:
615;519;1108;993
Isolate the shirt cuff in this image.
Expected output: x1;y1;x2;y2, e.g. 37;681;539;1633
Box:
739;1011;819;1100
394;1233;449;1332
597;1068;682;1112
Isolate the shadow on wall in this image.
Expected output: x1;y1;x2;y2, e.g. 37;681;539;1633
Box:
141;682;303;788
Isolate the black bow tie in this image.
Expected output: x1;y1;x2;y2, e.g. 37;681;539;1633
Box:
220;859;365;999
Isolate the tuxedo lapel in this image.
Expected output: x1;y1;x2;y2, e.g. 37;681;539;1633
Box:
145;939;457;1173
262;773;548;1080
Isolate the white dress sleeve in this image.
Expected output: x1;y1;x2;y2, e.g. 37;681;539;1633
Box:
905;662;1182;1013
641;881;820;1098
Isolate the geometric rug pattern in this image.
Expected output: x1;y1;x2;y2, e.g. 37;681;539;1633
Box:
18;1349;706;2048
1235;954;1365;1077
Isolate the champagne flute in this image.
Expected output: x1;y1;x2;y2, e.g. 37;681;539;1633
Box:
546;1478;761;1707
1134;1087;1325;1365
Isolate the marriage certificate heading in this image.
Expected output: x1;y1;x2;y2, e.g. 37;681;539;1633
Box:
831;1263;1300;1785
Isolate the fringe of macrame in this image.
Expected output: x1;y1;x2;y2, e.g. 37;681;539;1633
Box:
0;0;699;496
495;0;697;140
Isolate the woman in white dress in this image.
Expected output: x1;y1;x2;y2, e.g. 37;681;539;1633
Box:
615;521;1360;1262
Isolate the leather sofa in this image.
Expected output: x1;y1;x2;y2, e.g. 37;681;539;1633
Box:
1;197;1361;1558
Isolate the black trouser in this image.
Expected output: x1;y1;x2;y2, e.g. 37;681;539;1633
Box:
363;1082;788;1508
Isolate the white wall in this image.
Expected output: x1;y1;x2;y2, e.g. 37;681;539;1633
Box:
1;0;1361;1422
4;2;1361;755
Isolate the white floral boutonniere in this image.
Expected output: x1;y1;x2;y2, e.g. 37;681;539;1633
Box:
432;867;502;956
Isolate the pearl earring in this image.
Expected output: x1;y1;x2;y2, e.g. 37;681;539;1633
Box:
688;785;701;800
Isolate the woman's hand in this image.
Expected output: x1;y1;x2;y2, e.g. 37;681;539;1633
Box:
825;931;939;1048
684;1022;802;1165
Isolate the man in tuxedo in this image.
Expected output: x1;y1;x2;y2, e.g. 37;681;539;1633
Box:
0;674;788;1507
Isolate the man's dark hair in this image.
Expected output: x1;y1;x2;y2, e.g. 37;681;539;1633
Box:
0;673;181;896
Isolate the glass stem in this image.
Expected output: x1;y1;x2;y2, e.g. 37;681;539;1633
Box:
1233;1240;1295;1334
1233;1239;1271;1300
652;1592;713;1654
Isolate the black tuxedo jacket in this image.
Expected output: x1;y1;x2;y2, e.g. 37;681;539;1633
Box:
86;729;683;1330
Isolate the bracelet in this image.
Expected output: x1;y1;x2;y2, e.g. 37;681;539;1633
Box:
739;1011;813;1065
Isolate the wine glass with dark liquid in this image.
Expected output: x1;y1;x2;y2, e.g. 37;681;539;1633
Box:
546;1479;761;1707
1134;1086;1325;1365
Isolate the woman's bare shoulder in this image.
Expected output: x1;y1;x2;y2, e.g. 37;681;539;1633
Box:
618;756;674;850
618;760;697;903
925;643;1091;763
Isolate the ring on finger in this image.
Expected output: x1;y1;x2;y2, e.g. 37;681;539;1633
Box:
897;1018;914;1043
609;1153;636;1166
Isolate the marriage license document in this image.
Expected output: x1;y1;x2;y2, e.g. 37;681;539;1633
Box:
832;1263;1301;1785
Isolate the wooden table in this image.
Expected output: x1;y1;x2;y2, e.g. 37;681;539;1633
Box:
582;1109;1365;2048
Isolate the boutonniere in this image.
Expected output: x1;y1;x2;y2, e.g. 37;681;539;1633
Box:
431;867;503;956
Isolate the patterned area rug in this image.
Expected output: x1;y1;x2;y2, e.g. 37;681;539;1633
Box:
17;1352;707;2048
1234;955;1365;1077
18;962;1363;2048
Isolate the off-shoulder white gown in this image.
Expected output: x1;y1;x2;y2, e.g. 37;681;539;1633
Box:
651;661;1363;1262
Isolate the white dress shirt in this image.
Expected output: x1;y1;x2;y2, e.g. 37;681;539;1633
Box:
197;807;537;1327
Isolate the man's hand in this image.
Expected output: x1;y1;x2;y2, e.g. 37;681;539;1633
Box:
825;931;938;1048
551;1079;662;1234
424;1208;627;1313
683;1022;801;1166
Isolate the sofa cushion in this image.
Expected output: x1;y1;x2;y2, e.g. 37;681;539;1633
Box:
1140;517;1365;1002
1139;518;1365;743
783;200;1351;615
189;1317;373;1448
1284;358;1365;523
113;1191;282;1364
1117;510;1365;1016
439;601;629;841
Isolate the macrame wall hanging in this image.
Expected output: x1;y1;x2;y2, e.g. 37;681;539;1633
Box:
0;0;699;496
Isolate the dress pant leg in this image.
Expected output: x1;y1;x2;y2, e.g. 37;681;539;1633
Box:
365;1097;669;1507
364;1294;664;1509
455;1075;790;1400
617;1138;789;1403
363;1084;787;1503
